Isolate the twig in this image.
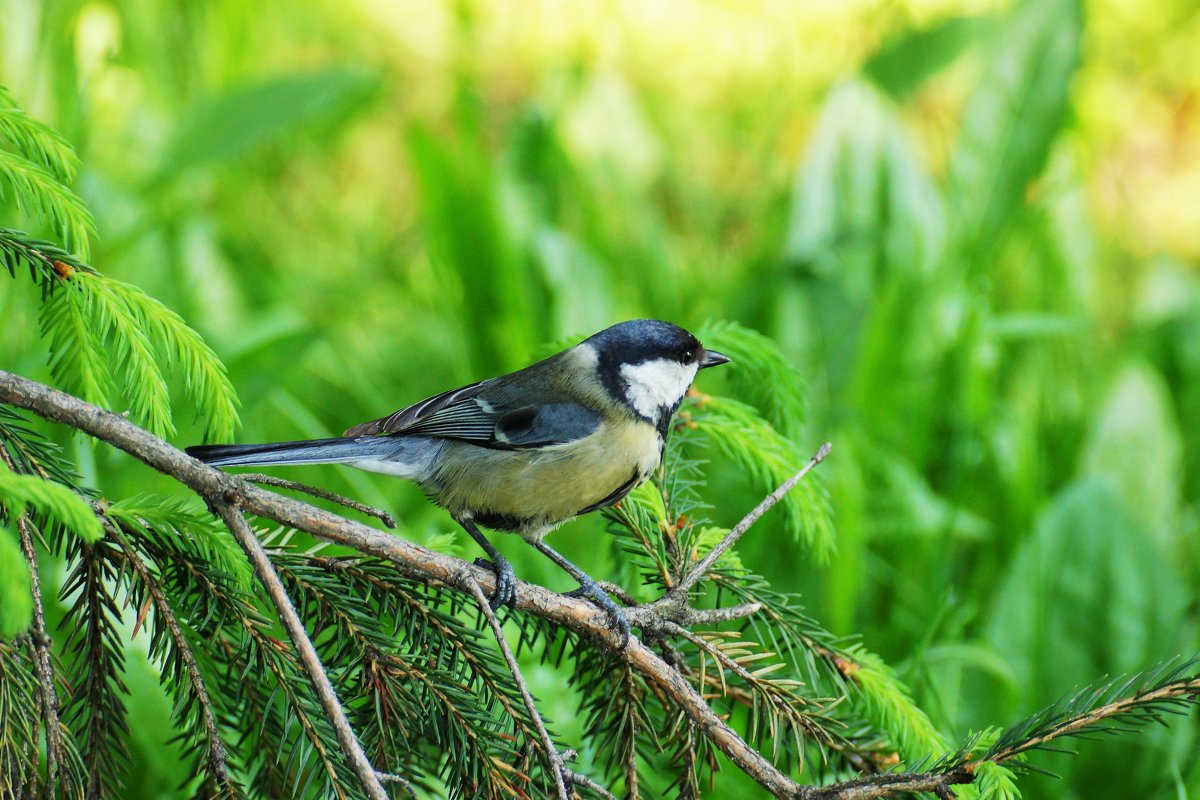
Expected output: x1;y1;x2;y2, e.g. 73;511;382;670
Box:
567;768;619;800
239;473;396;528
797;767;973;800
464;577;571;800
375;770;416;796
98;511;232;790
212;502;389;800
985;676;1200;764
683;603;763;626
0;445;63;793
676;442;831;595
16;515;63;792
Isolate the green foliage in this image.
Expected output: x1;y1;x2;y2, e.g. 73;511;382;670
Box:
163;69;379;178
689;395;835;559
0;86;92;257
0;85;80;181
59;537;133;796
0;526;32;637
0;458;102;543
840;645;947;762
863;15;993;99
697;320;808;439
1;227;240;440
0;640;41;789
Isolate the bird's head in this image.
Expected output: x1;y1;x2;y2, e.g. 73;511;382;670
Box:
582;319;730;429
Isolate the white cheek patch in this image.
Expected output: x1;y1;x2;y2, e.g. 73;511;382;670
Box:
620;358;699;418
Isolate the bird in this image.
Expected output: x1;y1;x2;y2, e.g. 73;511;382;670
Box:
186;319;730;640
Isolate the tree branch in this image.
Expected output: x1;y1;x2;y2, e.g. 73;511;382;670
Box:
239;472;396;528
7;369;1197;800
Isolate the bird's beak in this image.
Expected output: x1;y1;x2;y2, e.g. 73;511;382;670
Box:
699;349;731;369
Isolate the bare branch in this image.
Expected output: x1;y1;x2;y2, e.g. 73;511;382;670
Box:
239;472;396;528
676;442;831;595
464;577;570;800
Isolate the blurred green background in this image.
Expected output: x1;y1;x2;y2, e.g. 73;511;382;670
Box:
3;0;1200;797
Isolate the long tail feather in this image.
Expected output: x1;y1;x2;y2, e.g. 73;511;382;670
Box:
186;436;401;468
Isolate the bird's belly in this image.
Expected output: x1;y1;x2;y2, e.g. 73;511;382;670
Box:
430;420;661;540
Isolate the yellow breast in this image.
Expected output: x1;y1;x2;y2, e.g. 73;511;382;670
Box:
430;417;662;540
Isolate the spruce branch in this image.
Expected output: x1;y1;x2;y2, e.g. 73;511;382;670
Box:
7;369;1200;800
982;657;1200;766
59;536;131;797
0;639;42;796
15;514;64;793
288;554;542;797
0;368;814;798
0;84;81;182
2;226;240;440
97;510;234;795
0;149;94;258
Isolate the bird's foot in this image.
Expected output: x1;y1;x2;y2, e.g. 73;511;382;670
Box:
473;554;517;610
565;578;630;647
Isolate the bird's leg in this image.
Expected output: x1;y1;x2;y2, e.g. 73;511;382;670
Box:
531;540;630;646
455;516;517;610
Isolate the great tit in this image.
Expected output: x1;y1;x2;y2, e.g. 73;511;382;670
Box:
187;319;730;639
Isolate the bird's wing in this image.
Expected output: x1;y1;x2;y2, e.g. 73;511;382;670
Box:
344;381;600;450
344;379;496;437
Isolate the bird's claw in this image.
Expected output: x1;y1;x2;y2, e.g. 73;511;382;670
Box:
565;578;630;647
473;555;517;610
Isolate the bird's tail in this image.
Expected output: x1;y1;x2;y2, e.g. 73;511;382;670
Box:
186;436;406;468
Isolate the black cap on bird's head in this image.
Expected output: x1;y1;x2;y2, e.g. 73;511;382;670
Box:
583;320;730;427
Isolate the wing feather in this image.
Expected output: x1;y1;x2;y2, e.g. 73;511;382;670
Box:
343;378;600;450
